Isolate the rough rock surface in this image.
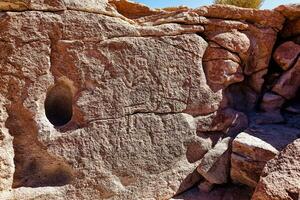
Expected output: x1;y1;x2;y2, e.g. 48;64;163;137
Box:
109;0;164;19
197;137;231;185
0;0;299;200
252;139;300;200
273;57;300;99
248;69;268;93
195;108;248;134
0;0;126;19
273;41;300;70
275;4;300;20
231;125;300;188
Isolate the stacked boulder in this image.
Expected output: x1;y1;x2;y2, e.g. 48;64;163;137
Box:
230;4;300;198
261;41;300;116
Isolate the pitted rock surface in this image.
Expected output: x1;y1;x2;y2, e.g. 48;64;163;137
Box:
0;1;299;200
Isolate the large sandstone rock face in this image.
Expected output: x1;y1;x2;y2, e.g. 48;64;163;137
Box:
0;0;298;199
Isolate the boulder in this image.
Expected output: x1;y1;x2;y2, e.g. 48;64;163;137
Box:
0;9;225;198
195;4;285;30
207;30;250;56
275;4;300;20
231;132;278;187
244;26;278;75
260;92;285;112
273;41;300;70
252;139;300;200
203;44;241;63
248;69;268;93
272;57;300;99
197;137;231;184
231;125;300;188
195;108;248;135
203;60;244;91
109;0;163;19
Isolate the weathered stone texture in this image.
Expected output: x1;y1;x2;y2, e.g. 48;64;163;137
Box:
273;41;300;70
197;137;231;184
0;0;298;199
272;57;300;99
252;139;300;200
231;125;300;188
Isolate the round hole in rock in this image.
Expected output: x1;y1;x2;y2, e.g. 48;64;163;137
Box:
44;78;74;126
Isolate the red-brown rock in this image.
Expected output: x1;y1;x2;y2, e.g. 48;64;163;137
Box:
0;1;296;199
196;4;285;30
195;108;248;135
252;139;300;200
231;124;299;188
248;69;268;93
273;41;300;70
272;57;300;99
275;4;300;20
203;44;241;63
203;59;244;91
260;93;285;112
197;137;231;184
281;19;300;38
207;30;250;55
244;26;278;75
110;0;164;19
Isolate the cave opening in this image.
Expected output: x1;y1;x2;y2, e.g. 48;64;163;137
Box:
44;78;74;127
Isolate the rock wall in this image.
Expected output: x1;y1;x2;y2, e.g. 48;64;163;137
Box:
0;0;299;199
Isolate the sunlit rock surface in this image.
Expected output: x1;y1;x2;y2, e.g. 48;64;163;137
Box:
0;0;299;199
